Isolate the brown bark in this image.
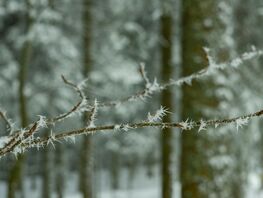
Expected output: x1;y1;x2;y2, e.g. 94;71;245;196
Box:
180;1;216;198
79;136;93;198
160;2;173;198
42;146;52;198
55;145;65;198
79;0;93;197
8;1;33;197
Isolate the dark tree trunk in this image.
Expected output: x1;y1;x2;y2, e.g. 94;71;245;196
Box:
8;1;33;197
42;146;52;198
160;1;173;198
79;0;93;197
55;145;65;198
110;151;120;190
180;0;217;198
79;136;93;198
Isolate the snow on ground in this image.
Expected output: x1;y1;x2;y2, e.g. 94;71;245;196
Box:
2;166;262;198
0;166;164;198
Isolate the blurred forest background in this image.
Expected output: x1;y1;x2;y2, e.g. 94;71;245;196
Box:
1;0;263;198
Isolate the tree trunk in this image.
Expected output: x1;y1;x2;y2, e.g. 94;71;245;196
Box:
79;136;93;198
55;145;65;198
110;151;120;190
160;1;173;198
42;142;53;198
8;1;33;197
79;0;93;197
180;0;217;198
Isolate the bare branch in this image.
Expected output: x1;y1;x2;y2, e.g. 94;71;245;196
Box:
139;62;150;85
0;110;13;134
47;75;90;124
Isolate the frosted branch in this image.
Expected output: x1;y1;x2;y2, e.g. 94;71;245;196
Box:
86;99;98;128
139;63;151;86
0;48;262;159
163;48;262;88
0;107;262;158
47;75;90;124
99;48;262;107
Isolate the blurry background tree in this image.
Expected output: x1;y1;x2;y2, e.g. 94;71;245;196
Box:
180;0;219;197
7;0;32;197
79;0;93;197
159;0;174;198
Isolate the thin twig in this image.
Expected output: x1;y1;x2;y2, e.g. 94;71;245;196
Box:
4;107;260;158
47;75;89;124
98;49;263;107
0;111;13;134
0;49;262;158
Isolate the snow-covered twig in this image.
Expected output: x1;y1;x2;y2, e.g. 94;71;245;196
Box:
98;71;161;107
47;75;90;124
1;94;263;157
0;48;262;159
147;106;169;122
1;107;259;158
163;48;262;88
139;63;151;86
86;99;98;128
98;48;262;107
0;122;38;156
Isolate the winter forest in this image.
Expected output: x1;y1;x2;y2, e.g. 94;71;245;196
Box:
1;0;263;198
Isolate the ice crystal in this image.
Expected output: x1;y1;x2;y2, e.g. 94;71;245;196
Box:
179;119;194;130
114;124;121;131
198;119;207;132
37;115;48;128
147;106;168;122
235;117;249;131
0;136;11;149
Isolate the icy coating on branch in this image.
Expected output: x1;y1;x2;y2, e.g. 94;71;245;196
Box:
0;48;263;158
164;47;262;87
